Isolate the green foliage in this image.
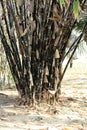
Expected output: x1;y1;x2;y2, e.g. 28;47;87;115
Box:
73;0;80;19
58;0;81;19
59;0;65;8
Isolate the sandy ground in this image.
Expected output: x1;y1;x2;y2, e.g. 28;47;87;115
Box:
0;60;87;130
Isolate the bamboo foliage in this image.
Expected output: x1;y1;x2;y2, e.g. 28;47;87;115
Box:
0;0;86;105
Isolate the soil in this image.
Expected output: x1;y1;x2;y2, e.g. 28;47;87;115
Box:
0;59;87;130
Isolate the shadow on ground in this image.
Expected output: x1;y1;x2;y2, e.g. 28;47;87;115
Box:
0;93;17;107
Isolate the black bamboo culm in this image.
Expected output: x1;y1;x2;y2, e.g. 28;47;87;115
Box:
0;0;86;105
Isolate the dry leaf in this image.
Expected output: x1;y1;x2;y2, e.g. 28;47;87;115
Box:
55;49;60;59
10;27;14;37
55;67;59;75
48;90;56;95
49;5;62;23
48;17;61;22
62;128;70;130
16;16;22;25
32;20;36;32
29;0;34;13
54;22;59;33
53;12;62;22
36;49;39;59
45;66;49;76
55;78;59;89
44;76;48;83
19;26;23;37
52;59;55;67
21;26;29;37
30;72;33;86
16;0;23;6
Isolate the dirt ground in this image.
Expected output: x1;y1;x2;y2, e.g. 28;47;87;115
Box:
0;59;87;130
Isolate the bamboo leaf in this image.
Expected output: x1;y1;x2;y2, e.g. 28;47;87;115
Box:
73;0;80;19
59;0;65;8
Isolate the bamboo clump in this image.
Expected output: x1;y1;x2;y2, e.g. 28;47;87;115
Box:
0;0;86;105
